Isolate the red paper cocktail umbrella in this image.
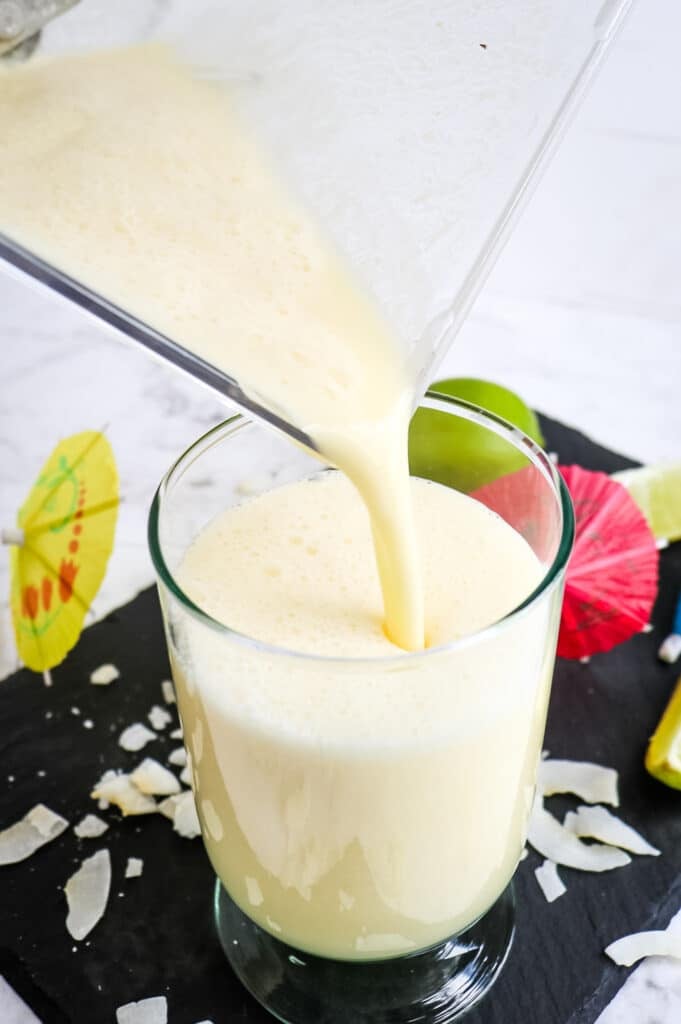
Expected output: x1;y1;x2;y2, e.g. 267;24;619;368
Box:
474;462;659;660
472;464;557;564
557;465;659;659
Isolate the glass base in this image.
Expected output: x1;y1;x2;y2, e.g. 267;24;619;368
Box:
214;881;515;1023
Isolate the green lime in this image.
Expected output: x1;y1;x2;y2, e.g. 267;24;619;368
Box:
612;463;681;543
645;676;681;790
409;378;545;492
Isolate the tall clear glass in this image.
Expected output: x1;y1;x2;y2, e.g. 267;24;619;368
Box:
148;393;574;1023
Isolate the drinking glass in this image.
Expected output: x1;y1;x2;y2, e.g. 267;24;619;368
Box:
148;393;574;1023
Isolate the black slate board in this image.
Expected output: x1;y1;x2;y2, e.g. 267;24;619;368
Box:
1;415;680;1024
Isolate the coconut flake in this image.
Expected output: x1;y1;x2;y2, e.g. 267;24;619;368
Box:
534;859;566;903
65;848;111;940
115;996;168;1024
527;796;631;872
538;759;619;807
170;726;183;740
172;791;201;839
90;663;120;685
564;805;660;857
125;857;144;879
659;634;681;664
157;794;182;821
74;814;109;839
130;758;181;796
168;747;187;768
605;930;681;967
91;772;157;816
161;680;176;705
158;792;199;837
94;774;115;812
147;705;172;731
0;804;69;865
180;763;192;787
119;723;157;752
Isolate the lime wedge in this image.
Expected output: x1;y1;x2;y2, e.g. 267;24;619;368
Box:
612;463;681;543
409;378;544;492
645;676;681;789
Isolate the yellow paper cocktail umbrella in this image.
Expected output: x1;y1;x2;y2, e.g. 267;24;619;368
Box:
2;431;118;682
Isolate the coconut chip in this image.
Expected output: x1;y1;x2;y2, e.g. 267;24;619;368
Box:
174;791;201;839
564;805;660;857
125;857;144;879
180;763;192;787
605;929;681;967
0;804;69;865
158;794;182;822
147;705;172;731
538;759;619;807
116;996;168;1024
90;663;120;686
659;634;681;664
534;859;566;903
74;814;109;839
527;796;631;872
91;772;157;816
119;722;157;753
161;680;176;705
162;790;201;839
168;747;187;768
170;726;183;740
130;758;181;796
65;848;111;940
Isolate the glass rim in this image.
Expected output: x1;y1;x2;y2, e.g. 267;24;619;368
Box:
148;392;574;666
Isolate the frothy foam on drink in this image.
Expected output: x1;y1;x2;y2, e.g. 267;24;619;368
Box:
181;473;541;661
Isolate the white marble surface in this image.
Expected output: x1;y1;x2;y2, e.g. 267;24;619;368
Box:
1;0;680;1021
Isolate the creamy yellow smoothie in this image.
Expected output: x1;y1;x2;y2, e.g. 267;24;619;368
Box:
173;472;552;960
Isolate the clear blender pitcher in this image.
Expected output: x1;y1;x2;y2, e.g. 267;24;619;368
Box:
0;0;633;446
